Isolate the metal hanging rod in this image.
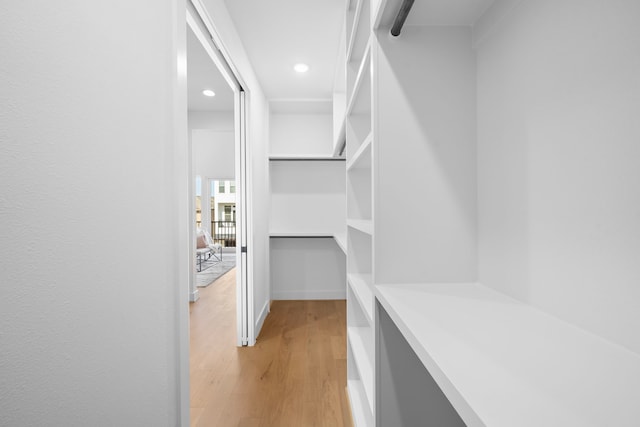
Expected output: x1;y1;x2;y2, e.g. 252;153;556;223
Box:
390;0;415;37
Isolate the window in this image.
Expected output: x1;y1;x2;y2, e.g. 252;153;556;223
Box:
195;176;202;229
218;181;225;194
195;176;202;197
230;181;236;193
224;205;232;221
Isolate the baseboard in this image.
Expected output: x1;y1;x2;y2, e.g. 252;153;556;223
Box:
255;300;269;338
272;289;346;300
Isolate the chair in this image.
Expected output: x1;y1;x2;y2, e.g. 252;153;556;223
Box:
196;228;222;271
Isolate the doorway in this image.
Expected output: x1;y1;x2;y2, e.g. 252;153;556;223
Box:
186;1;250;347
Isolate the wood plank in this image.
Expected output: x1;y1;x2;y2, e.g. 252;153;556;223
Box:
190;270;352;426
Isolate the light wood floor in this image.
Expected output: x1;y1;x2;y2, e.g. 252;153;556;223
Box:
190;268;353;427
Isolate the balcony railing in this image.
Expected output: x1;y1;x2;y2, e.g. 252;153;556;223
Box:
211;221;236;247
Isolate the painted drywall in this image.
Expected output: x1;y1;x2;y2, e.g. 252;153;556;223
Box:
270;113;334;155
201;0;272;342
193;130;235;179
375;26;477;284
188;110;234;131
270;238;347;299
0;1;187;425
270;161;346;235
476;0;640;353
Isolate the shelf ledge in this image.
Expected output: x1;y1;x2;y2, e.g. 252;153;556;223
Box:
334;233;347;254
269;232;347;254
372;0;389;29
345;42;371;117
332;116;347;158
345;0;365;64
347;379;374;427
269;232;334;238
347;219;373;235
375;282;640;427
346;132;372;171
348;327;374;413
348;274;373;323
269;156;345;161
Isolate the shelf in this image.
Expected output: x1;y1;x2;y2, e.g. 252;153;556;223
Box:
334;233;347;254
345;0;363;62
347;274;373;323
348;327;374;412
347;219;373;235
347;379;374;427
346;163;371;220
346;0;370;65
375;282;640;427
372;0;391;30
269;232;334;238
347;227;371;275
346;44;371;117
270;233;347;257
332;115;347;158
346;132;372;171
269;156;345;161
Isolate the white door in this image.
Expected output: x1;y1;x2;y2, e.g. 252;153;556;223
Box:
235;90;249;346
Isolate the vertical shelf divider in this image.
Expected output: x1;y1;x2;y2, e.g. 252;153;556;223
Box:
344;0;375;425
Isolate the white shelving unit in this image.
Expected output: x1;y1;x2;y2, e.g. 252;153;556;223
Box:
338;0;640;425
269;147;346;300
343;0;375;424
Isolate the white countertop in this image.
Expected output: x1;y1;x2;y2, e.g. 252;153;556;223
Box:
376;282;640;427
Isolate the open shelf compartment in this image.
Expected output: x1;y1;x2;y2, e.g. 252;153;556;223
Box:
347;166;372;222
346;0;371;67
347;324;375;416
348;273;373;323
346;131;372;171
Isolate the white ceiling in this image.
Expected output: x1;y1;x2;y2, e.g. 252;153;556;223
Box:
405;0;495;26
187;27;234;112
224;0;347;100
210;0;494;104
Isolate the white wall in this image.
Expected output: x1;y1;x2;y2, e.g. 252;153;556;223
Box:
270;238;347;299
193;129;234;179
188;110;234;131
0;1;187;425
270;113;333;155
270;161;346;235
375;26;478;284
476;0;640;353
201;0;272;341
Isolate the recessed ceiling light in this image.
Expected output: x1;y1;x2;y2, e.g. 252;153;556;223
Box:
202;89;216;97
294;63;309;73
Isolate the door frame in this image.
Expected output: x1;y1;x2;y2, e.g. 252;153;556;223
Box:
179;2;256;424
186;0;253;345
